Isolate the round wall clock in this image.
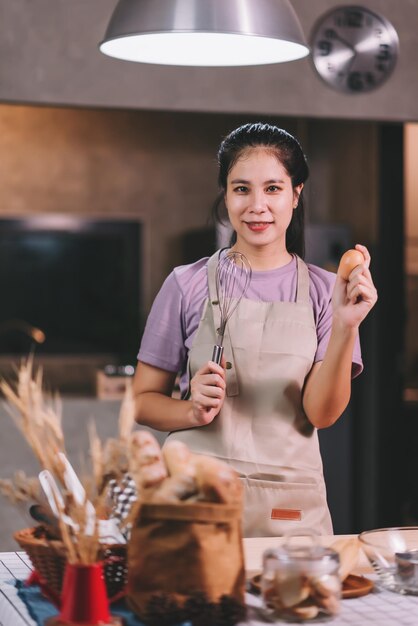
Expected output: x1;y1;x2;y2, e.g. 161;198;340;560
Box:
311;5;399;93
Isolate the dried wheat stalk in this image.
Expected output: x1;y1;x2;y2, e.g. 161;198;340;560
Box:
0;358;65;478
0;471;41;504
0;360;136;563
90;379;135;490
118;380;135;443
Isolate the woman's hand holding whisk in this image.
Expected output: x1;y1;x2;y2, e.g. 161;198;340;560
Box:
190;360;226;426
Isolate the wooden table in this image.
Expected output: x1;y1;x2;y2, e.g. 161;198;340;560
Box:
1;537;418;625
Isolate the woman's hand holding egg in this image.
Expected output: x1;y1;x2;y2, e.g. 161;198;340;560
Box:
332;244;378;328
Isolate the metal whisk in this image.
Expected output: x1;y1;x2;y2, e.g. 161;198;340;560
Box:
212;251;252;364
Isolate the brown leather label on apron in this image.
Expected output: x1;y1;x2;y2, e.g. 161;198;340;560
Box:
271;508;302;521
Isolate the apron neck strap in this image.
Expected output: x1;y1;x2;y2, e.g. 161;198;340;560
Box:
295;255;310;304
207;249;223;301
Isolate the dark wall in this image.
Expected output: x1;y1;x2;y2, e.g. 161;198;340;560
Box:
352;123;406;531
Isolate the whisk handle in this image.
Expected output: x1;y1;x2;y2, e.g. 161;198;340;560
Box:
212;345;224;365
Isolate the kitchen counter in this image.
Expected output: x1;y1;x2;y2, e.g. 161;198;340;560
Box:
1;537;418;626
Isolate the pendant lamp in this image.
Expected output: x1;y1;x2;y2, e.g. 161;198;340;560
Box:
99;0;309;66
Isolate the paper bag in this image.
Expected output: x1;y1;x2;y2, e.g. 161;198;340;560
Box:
127;501;245;619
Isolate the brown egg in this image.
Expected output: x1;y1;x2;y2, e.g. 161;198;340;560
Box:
337;249;365;281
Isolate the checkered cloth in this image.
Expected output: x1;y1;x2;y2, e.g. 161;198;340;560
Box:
107;474;137;540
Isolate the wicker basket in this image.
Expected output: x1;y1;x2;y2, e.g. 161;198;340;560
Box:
14;527;127;601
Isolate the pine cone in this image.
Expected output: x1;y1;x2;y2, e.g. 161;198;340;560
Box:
217;595;247;626
143;593;184;626
184;592;217;626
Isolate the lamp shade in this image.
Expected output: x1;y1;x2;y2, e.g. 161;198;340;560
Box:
99;0;309;66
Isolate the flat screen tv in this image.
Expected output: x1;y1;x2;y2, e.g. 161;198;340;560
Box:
0;216;141;361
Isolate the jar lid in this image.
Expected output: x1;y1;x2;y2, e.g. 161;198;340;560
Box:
263;531;339;570
264;543;338;563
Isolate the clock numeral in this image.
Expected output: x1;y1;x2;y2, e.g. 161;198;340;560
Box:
336;9;364;28
347;71;376;91
377;44;391;61
318;40;332;56
374;27;383;38
327;63;335;73
347;71;365;91
324;28;337;40
365;73;376;86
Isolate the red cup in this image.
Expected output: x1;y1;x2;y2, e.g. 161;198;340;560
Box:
44;561;121;625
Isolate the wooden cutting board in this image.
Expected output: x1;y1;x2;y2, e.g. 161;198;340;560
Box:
249;572;374;599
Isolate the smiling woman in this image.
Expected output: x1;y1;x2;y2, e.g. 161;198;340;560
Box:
224;147;303;268
133;122;378;538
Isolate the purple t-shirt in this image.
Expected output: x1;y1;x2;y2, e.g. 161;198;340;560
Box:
138;255;363;396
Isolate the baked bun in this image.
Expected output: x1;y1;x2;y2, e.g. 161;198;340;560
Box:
192;454;243;504
130;431;168;489
163;440;195;478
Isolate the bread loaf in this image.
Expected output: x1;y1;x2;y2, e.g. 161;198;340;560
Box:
192;454;243;504
130;431;168;489
129;432;243;506
149;474;198;503
163;440;196;478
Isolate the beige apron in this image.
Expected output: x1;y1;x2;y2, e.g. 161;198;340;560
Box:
167;250;333;537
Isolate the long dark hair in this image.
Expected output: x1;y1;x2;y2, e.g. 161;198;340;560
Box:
212;122;309;258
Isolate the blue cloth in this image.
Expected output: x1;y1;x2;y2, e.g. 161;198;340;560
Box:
16;579;148;626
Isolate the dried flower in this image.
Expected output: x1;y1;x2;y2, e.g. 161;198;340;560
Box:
0;358;65;477
0;358;135;565
0;471;41;504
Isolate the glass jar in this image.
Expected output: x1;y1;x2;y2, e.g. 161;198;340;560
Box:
261;534;341;622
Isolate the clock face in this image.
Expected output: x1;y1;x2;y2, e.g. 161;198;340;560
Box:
311;6;399;93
